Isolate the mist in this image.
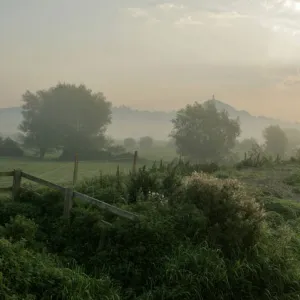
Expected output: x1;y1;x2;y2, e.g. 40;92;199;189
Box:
1;0;300;149
1;0;300;121
3;2;300;298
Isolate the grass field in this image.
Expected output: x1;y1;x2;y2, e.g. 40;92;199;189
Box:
2;155;300;203
0;157;149;189
0;144;177;188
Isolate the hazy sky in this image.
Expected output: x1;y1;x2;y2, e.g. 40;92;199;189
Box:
1;0;300;120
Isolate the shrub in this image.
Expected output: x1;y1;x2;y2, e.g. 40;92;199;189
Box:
236;143;273;169
284;173;300;186
127;164;183;203
1;215;38;244
47;205;180;297
167;159;220;175
0;200;39;225
77;164;182;205
138;243;229;300
242;224;300;300
265;211;285;228
137;224;300;300
179;172;265;255
2;161;300;299
0;238;120;299
77;173;127;204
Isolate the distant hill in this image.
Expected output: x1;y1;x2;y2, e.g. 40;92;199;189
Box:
1;101;300;141
209;99;300;141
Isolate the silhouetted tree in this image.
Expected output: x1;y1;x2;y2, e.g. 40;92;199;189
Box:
19;83;112;158
263;125;288;157
124;137;136;149
171;101;240;162
139;136;153;150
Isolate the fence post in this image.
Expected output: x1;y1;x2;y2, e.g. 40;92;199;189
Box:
63;153;78;219
12;169;22;201
72;153;79;187
63;188;73;219
132;150;138;174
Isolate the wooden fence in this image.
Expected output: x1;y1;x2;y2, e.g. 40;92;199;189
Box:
0;169;139;221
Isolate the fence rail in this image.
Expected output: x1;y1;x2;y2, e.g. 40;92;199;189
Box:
0;169;139;221
21;172;66;192
0;171;14;177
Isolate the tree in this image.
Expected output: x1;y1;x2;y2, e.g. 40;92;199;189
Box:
139;136;154;150
234;138;259;158
0;137;24;157
19;90;58;158
263;125;288;157
19;83;112;158
124;137;136;149
170;101;241;162
283;128;300;156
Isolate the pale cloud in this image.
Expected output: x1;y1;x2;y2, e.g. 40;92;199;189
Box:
276;72;300;90
281;0;300;10
156;3;186;10
174;15;203;27
2;0;300;121
127;7;148;18
262;15;300;41
262;0;300;16
173;10;251;28
126;2;251;29
126;7;161;24
207;11;249;19
292;30;300;36
261;1;276;11
205;10;251;27
125;0;300;51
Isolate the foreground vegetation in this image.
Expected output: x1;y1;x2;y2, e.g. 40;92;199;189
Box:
1;158;300;299
2;82;300;298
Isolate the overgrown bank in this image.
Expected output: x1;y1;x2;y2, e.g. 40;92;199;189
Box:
1;162;300;299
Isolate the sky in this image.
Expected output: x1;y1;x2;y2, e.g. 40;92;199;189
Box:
1;0;300;120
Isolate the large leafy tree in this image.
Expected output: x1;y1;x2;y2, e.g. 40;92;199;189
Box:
19;90;58;158
171;101;241;162
19;83;112;158
263;125;288;158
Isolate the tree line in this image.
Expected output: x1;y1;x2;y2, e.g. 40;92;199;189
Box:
1;82;298;162
170;100;295;163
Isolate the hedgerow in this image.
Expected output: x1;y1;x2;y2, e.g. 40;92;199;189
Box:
0;163;300;299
